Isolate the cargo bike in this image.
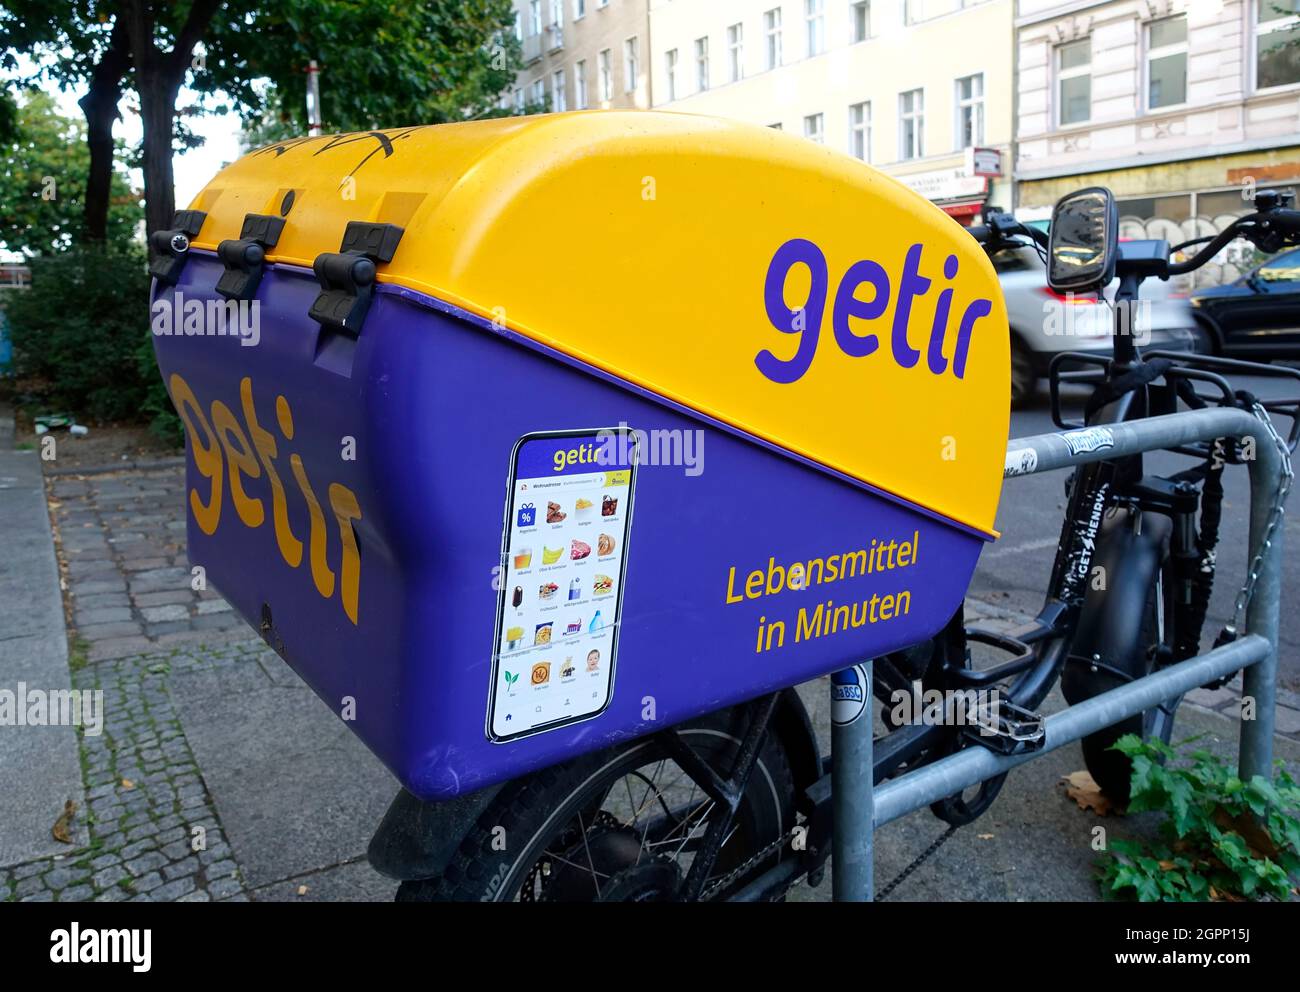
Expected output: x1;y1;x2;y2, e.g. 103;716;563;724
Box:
149;113;1299;902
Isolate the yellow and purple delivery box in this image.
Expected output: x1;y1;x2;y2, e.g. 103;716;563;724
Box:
149;111;1009;800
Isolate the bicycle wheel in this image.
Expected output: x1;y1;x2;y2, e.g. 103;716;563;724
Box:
397;707;797;902
1075;570;1178;802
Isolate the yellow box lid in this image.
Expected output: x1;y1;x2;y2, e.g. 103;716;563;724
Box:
186;111;1008;536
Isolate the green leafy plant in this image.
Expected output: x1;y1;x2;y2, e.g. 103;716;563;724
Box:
5;246;180;442
1097;734;1300;902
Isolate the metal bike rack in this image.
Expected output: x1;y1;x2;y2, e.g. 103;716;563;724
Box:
831;407;1289;902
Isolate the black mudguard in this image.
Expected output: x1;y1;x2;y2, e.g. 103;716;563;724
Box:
1061;507;1171;704
367;686;820;882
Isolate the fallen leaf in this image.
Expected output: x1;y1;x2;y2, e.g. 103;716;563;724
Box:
977;833;995;840
120;778;135;790
1213;807;1278;859
297;885;309;896
1061;770;1117;816
51;800;77;844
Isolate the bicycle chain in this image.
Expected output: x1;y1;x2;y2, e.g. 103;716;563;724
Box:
1222;402;1293;639
699;827;802;902
877;825;959;900
695;821;963;901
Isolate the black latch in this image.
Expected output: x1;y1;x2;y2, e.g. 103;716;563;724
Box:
148;210;207;286
308;222;404;335
215;213;286;301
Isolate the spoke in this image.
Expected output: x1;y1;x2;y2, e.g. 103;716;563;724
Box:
623;774;639;827
576;811;602;900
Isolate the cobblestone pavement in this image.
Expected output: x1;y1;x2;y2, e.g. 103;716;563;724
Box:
2;641;395;903
4;647;246;902
47;466;249;663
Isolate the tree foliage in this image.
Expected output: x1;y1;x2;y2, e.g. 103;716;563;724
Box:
1;1;523;238
0;89;141;255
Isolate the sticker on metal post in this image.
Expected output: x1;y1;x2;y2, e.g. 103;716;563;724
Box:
1060;427;1114;456
831;664;870;726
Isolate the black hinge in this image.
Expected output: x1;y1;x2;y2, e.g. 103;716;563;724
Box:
148;210;207;286
215;213;287;301
307;222;405;335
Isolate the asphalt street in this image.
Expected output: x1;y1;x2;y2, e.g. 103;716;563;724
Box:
978;368;1300;693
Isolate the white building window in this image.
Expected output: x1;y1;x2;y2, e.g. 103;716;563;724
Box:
531;78;545;109
528;0;542;36
574;60;588;109
1254;0;1300;90
805;0;825;57
1146;15;1188;109
598;0;608;7
955;72;983;148
598;49;612;102
1056;38;1091;125
852;2;871;43
664;49;678;102
764;8;783;70
550;0;563;29
804;112;824;144
905;0;924;25
624;36;639;92
552;69;566;112
850;100;872;161
514;87;524;112
574;0;586;17
513;10;523;41
727;23;744;82
695;36;710;91
899;88;924;159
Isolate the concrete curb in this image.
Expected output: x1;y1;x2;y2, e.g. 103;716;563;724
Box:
0;402;89;866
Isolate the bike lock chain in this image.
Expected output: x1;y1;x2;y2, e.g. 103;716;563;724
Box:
1214;400;1293;651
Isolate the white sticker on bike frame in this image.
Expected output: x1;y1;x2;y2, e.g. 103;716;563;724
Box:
1004;447;1038;477
1061;427;1115;456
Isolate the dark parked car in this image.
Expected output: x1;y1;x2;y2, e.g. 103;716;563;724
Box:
1189;247;1300;359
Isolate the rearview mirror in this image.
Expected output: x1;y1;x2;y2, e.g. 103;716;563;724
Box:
1047;187;1118;295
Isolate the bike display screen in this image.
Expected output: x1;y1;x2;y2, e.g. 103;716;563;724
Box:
487;429;638;742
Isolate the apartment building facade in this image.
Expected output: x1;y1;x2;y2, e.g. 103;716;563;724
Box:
1015;0;1300;263
647;0;1016;221
508;0;652;112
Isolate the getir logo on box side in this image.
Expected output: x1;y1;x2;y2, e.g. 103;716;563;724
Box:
168;373;364;625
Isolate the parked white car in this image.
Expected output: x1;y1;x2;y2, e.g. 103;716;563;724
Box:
991;245;1205;406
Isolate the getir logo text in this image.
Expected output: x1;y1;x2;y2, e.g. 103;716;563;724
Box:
553;443;603;472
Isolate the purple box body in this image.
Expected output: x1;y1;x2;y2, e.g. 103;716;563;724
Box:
151;253;988;800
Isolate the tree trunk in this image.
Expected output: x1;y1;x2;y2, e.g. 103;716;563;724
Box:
120;0;223;237
78;18;131;244
138;76;182;236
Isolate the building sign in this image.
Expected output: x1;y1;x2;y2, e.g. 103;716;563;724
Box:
965;146;1002;177
897;168;988;202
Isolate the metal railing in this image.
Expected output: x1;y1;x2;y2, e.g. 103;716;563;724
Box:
831;406;1289;901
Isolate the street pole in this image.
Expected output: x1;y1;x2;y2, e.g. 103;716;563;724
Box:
306;60;322;136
